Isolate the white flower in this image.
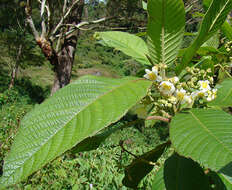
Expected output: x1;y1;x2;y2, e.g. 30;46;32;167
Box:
175;89;186;104
169;77;179;84
198;80;211;91
144;66;162;82
206;89;217;101
191;91;199;99
159;81;175;96
175;89;193;104
192;90;208;99
183;95;193;104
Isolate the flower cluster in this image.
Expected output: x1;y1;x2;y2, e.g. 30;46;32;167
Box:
225;41;232;53
144;66;217;107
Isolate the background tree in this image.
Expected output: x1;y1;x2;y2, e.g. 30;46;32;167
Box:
25;0;85;94
0;0;43;89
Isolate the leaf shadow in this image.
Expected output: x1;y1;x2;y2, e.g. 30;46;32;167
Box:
219;161;232;177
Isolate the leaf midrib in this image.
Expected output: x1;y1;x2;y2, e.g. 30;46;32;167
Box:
208;0;230;32
3;78;148;183
221;88;232;103
161;0;165;65
220;173;232;185
104;33;148;61
189;110;232;158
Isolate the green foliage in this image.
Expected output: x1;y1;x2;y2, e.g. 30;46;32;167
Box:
152;153;211;190
1;0;232;189
94;31;149;65
147;0;185;66
122;141;170;188
170;109;232;171
218;169;232;189
177;0;232;74
0;89;33;185
222;21;232;41
209;79;232;107
0;75;151;187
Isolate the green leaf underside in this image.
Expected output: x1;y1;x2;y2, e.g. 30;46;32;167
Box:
0;75;152;187
202;32;219;48
152;154;210;190
147;0;185;65
209;79;232;107
170;109;232;171
122;141;170;188
94;31;150;65
178;0;232;74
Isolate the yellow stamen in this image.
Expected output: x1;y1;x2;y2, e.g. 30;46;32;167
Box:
202;82;208;89
148;73;157;81
162;83;171;90
198;92;205;98
177;92;184;100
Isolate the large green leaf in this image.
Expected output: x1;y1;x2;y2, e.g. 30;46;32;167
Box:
0;75;152;188
170;109;232;171
94;31;150;65
177;0;232;74
122;141;170;188
209;79;232;107
152;153;211;190
147;0;185;65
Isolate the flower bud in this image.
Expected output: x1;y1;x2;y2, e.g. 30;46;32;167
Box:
186;67;191;72
167;103;173;108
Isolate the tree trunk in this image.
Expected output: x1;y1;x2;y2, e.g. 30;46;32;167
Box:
9;44;22;89
51;0;84;95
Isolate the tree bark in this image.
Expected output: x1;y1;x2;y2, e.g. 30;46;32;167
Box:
51;0;84;95
9;44;22;89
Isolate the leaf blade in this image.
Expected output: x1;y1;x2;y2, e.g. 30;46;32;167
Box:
0;76;152;187
147;0;185;65
209;79;232;107
152;154;211;190
122;141;170;188
94;31;150;65
170;109;232;171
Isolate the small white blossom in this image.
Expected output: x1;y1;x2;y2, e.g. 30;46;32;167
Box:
191;90;208;99
159;81;175;96
184;95;193;104
206;89;217;101
169;77;179;84
175;89;187;104
198;80;211;91
144;66;162;82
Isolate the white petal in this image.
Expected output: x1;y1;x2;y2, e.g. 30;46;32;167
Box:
144;74;150;80
152;66;158;74
145;69;152;74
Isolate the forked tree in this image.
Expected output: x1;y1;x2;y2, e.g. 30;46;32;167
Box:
25;0;85;94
